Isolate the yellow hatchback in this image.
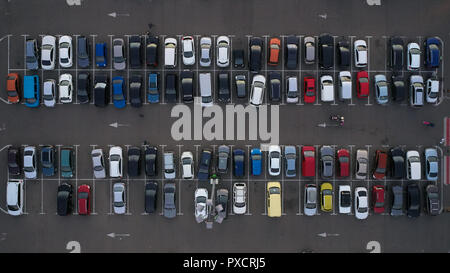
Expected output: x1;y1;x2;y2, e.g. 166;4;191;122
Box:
320;182;333;212
267;182;282;217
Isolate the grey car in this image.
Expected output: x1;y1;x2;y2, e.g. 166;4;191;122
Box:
199;37;212;67
164;152;176;179
425;184;440;216
163;183;176;218
91;149;106;179
355;149;368;180
304;184;317;216
304;36;315;64
424;148;438;181
374;74;389;104
113;38;126;70
391;185;404;216
217;145;230;173
320;146;334;178
26;39;39;70
284;146;297;177
113;182;126;214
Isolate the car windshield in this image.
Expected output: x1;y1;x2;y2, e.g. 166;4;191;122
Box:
182;158;191;165
410;48;420;55
78;192;88;199
114;93;124;101
269;187;280;195
26;98;37;104
252;155;261;160
43;94;54;100
202;96;212;103
110;155;120;161
96;56;105;63
184;51;193;58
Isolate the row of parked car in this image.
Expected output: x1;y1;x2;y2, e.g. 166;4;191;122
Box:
5;70;440;107
23;35;441;71
8;144;439;181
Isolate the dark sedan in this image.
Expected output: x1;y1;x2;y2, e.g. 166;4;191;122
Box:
336;40;350;67
8;147;21;175
129;74;142;108
319;34;334;69
285;36;299;69
145;146;157;176
390;37;404;71
269;72;281;102
94;74;108;107
249;37;263;72
218;72;230;103
165;74;177;103
145;181;158;213
233;149;245;178
57;182;73;216
407;183;420;218
129;35;142;68
146;36;159;67
180;71;194;103
77;36;90;68
77;72;90;104
197;150;212;181
127;146;141;177
389;146;405;179
391;75;405;102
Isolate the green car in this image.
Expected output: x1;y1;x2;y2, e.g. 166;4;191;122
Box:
60;147;74;178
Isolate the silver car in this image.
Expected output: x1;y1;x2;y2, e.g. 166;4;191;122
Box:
216;36;230;67
199;37;212;67
91;149;106;179
304;184;317;216
320;146;334;178
286;76;299;103
113;182;126;214
355;149;368;180
284;146;297;177
217;145;230;173
163;183;176;218
424;148;438;181
391;185;404;216
233;183;247;214
113;38;126;70
23;146;37;179
43;79;56;107
304;36;315;64
374;74;388;104
164;152;176;179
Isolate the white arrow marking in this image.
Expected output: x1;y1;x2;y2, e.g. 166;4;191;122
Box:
317;232;340;238
107;232;130;238
318;14;327;19
109;122;130;128
108;12;130;18
318;123;327;128
66;0;82;6
366;0;381;6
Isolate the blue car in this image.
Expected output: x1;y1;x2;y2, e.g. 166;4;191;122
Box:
233;149;245;178
424;37;440;68
95;43;107;67
147;73;159;103
24;75;40;107
250;148;262;176
112;76;126;108
41;146;56;176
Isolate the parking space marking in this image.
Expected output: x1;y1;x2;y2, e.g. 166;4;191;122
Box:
21;34;28;77
296;145;303;216
125;145;132;215
108;35;114;104
143;34;149;105
331;36;338;106
331;144;337;215
160;35;166;104
245;145;252;215
90;144;98;215
365;144;372;216
177;144;183;215
90;34;97;105
74;34;79;104
159;180;164;216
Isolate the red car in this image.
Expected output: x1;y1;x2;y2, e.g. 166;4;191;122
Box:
372;185;385;213
356;71;369;98
303;77;316;103
268;38;281;66
78;184;91;215
373;150;387;180
301;146;315;177
337;149;350;177
6;73;20;103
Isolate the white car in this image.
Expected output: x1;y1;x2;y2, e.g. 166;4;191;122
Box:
113;182;126;214
41;35;56;70
59;35;73;68
164;38;177;68
338;185;352;214
43;79;56;107
320;75;334;102
268;145;281;176
23;146;37;179
426;78;439;103
233;183;247;214
406;150;421;180
194;188;208;222
407;42;421;70
7;179;24;216
338;71;352;100
354;40;367;67
355;187;369;220
58;73;73;103
181;151;194;179
182;36;195;66
109;146;123;178
199;37;212;67
216;36;230;67
250;74;266;106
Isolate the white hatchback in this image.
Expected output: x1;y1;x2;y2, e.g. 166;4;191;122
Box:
113;182;126;214
182;36;195;66
406;150;421;180
233;183;247;214
43;79;56;107
109;146;123;178
268;145;281;176
41;35;56;70
216;36;230;67
181;151;194;179
58;35;73;68
355;187;369;220
354;40;367;67
250;74;266;106
59;73;73;103
194;188;208;222
407;42;421;70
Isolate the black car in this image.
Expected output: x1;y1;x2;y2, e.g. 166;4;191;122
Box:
145;181;158;213
235;75;246;98
145;146;157;176
165;74;177;103
233;49;245;68
41;145;56;177
389;146;405;179
336;40;350;67
391;75;405;102
218;73;230;102
390;37;404;71
57;182;73;216
407;183;420;218
129;35;142;68
77;72;90;104
8;147;21;175
216;188;229;219
129;74;142;108
128;146;141;177
94;74;108;107
180;71;194;103
318;34;334;69
285;36;299;69
77;36;90;68
197;149;212;181
249;37;263;72
269;72;281;102
146;36;159;67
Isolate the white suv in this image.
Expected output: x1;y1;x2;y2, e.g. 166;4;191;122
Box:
320;75;334;102
109;146;123;178
354;40;367;67
250;74;266;106
7;179;24;216
355;187;369;220
406;150;421;180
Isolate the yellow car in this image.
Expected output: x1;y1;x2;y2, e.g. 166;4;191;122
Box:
267;182;281;217
320;182;333;212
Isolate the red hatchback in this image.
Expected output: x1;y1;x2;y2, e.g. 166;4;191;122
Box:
303;77;316;103
356;71;369;98
6;73;20;103
372;185;385;213
78;184;91;215
301;146;315;177
337;149;350;177
373;150;387;180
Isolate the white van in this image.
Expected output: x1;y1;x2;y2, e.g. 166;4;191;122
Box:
199;73;213;107
426;78;439;103
7;179;24;216
164;38;177;68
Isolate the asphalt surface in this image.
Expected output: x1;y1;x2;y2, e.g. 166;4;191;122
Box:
0;0;449;253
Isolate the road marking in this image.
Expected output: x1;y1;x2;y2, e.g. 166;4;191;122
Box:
66;241;81;253
366;241;381;253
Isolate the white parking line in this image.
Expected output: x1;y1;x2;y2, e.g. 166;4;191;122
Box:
296;144;303;216
160;35;166;104
245;145;252;215
177;144;183;215
90;144;98;215
108;35;114;104
331;144;337;215
90;34;97;105
365;144;372;216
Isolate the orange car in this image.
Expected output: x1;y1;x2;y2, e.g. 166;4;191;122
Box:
6;73;20;103
268;38;281;65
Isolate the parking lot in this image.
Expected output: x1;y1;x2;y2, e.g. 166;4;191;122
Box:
0;0;449;253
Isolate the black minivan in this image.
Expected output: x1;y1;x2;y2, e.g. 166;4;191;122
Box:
165;74;177;103
94;74;109;107
180;71;194;103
